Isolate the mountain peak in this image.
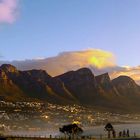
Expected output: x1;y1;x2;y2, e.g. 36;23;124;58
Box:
0;64;140;112
112;75;136;85
0;64;18;73
95;73;110;84
76;67;93;75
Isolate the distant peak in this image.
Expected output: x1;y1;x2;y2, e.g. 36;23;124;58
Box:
27;69;52;79
96;73;110;81
97;72;109;77
116;75;133;80
27;69;47;74
76;67;93;75
112;75;135;84
0;64;18;73
57;67;94;77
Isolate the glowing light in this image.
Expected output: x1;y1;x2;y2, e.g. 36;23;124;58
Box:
72;121;81;124
122;65;131;70
88;50;115;69
44;115;49;119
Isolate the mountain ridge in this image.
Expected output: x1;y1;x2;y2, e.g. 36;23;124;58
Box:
0;64;140;112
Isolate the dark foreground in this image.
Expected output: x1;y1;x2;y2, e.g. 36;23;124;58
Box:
1;136;140;140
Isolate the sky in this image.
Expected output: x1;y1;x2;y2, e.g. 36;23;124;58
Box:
1;0;140;84
0;0;140;66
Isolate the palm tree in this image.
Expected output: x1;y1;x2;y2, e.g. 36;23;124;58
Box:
105;123;114;139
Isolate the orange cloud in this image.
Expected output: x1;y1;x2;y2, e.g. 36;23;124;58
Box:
0;0;19;24
88;49;115;68
0;49;116;76
1;49;140;85
39;49;116;76
110;66;140;84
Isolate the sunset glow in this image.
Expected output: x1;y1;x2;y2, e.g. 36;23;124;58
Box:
88;50;116;69
1;0;140;138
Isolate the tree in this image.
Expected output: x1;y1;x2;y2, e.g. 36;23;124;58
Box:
59;124;83;139
104;123;114;139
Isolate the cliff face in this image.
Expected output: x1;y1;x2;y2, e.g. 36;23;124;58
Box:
56;68;140;111
0;64;76;104
112;76;140;95
1;64;140;112
112;76;140;104
56;68;98;104
0;66;25;101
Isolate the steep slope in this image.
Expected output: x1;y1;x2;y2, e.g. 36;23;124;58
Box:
26;70;77;101
0;67;26;101
0;64;76;104
112;76;140;96
56;69;121;107
57;68;140;112
95;73;120;97
111;76;140;112
112;76;140;103
56;68;99;104
94;73;125;109
1;64;140;112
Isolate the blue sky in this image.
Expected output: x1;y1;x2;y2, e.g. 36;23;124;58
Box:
0;0;140;66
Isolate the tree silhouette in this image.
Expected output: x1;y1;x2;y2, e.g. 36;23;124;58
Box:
105;123;114;139
59;124;83;139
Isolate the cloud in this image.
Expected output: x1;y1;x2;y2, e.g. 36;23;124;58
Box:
0;0;19;24
0;49;140;85
0;49;116;76
110;66;140;84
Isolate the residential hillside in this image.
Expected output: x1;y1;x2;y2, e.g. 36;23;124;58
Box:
0;64;140;112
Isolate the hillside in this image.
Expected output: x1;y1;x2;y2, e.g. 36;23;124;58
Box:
0;64;140;112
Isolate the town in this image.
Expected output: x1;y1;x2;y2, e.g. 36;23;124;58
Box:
0;101;140;133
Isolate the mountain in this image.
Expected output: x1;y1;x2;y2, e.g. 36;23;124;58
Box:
0;65;26;101
95;73;120;97
55;68;99;104
112;76;140;96
56;69;130;111
0;64;76;104
1;64;140;112
112;76;140;109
